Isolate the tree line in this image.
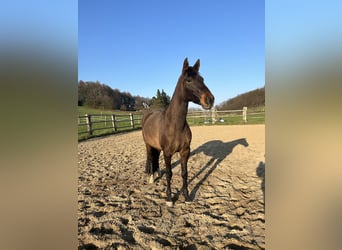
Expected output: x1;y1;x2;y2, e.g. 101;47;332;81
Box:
78;80;264;111
216;86;265;110
78;80;170;111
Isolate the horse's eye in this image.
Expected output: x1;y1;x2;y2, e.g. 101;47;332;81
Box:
186;79;192;83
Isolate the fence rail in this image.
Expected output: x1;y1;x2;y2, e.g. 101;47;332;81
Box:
78;107;264;140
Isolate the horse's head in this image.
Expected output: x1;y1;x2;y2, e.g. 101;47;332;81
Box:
181;58;215;109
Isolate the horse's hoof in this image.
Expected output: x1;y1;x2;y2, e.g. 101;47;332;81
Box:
166;201;174;207
148;175;154;184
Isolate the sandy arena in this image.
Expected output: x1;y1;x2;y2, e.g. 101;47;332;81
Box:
78;124;265;249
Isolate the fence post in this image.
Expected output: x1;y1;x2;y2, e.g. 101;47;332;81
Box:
111;114;117;132
130;113;134;128
243;107;247;123
211;109;216;124
85;114;93;136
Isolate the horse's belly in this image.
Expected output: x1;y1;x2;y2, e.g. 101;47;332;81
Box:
142;113;162;150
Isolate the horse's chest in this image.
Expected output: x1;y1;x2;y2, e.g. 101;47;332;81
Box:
160;130;191;155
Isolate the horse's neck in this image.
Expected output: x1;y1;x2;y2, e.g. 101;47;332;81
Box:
165;81;188;126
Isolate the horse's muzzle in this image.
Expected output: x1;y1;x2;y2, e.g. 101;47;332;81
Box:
200;92;215;109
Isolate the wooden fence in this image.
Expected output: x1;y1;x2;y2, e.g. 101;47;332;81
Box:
186;107;249;125
78;113;144;140
78;107;264;140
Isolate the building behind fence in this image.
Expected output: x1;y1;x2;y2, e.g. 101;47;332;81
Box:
78;107;264;140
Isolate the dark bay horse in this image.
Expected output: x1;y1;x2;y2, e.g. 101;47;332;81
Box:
142;58;214;206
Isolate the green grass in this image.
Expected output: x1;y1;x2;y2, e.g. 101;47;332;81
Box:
246;112;265;124
78;106;265;141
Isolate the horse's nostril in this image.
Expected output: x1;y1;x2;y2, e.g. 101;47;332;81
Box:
206;95;214;106
200;93;214;109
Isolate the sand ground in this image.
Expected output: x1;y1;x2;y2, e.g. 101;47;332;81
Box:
78;125;265;249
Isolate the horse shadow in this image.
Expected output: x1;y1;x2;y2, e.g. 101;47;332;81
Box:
256;161;265;208
170;138;249;202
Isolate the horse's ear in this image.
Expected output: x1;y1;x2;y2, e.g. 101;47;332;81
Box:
182;57;189;74
194;59;200;72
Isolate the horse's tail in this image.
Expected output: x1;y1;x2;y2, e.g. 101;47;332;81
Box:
144;146;161;175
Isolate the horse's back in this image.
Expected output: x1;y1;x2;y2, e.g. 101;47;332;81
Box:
142;111;164;150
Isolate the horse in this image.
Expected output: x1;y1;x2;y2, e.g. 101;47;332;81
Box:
142;58;214;206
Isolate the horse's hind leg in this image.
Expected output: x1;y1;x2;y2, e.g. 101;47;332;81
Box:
145;145;160;183
145;144;153;174
151;148;161;178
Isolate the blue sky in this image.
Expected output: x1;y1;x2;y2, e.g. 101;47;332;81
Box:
78;0;265;107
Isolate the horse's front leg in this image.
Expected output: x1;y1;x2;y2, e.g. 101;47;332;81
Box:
164;154;173;206
180;146;191;202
